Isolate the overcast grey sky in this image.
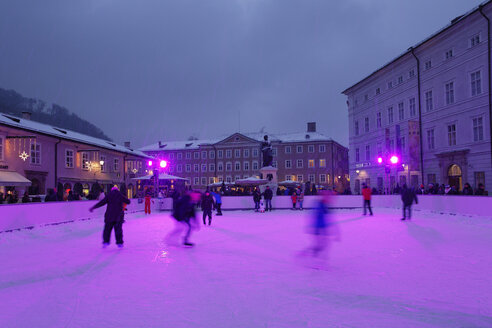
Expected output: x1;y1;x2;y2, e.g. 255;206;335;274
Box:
0;0;485;148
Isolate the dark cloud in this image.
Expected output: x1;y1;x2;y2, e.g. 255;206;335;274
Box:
0;0;484;147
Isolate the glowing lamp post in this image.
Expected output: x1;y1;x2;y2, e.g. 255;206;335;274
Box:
377;154;400;194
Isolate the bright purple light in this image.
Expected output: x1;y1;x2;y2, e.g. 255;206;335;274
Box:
377;157;383;164
390;155;399;164
160;160;167;168
147;160;153;167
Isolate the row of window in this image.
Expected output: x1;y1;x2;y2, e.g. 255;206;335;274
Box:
426;117;484;150
189;174;332;186
353;117;485;163
285;159;326;169
168;144;329;161
354;71;482;136
285;174;329;184
355;33;482;104
0;138;135;173
170;148;260;161
169;158;329;173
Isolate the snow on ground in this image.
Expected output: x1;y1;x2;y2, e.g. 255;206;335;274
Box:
0;208;491;328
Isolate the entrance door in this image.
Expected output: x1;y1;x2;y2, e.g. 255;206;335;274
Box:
448;164;462;191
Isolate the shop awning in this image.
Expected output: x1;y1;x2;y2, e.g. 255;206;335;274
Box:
0;171;32;187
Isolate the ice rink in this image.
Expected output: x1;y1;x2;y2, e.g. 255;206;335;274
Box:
1;207;491;328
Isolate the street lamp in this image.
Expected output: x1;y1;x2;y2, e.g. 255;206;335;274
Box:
99;160;105;166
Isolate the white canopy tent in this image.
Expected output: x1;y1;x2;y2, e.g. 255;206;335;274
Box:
132;173;188;181
0;171;32;187
235;176;269;186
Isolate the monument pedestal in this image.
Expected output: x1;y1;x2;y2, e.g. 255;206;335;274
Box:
259;166;278;194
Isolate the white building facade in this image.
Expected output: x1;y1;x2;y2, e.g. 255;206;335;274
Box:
343;1;492;194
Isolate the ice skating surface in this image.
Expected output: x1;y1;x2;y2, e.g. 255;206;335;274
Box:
1;208;491;328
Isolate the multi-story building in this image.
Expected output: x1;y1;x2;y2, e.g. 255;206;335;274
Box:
139;123;349;192
0;112;150;199
343;1;492;194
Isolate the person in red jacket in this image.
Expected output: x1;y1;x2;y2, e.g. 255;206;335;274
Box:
361;183;373;216
291;191;298;210
144;190;154;215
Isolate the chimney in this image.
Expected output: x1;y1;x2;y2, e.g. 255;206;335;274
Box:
307;122;316;132
158;141;163;148
124;141;131;148
22;111;32;120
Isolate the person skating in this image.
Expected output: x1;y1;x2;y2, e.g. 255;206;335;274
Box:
89;185;130;248
144;190;154;214
201;190;216;225
362;183;373;216
171;192;200;246
253;188;261;212
211;191;223;215
291;192;297;210
263;186;273;211
401;184;418;220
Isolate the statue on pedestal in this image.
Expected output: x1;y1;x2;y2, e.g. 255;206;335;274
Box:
261;135;273;167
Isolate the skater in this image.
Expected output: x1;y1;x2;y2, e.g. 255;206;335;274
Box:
304;191;339;256
89;185;130;248
362;183;373;216
253;188;261;212
401;184;418;220
263;186;273;211
297;190;304;210
171;191;200;246
201;190;215;225
144;190;153;214
291;191;297;210
211;190;223;215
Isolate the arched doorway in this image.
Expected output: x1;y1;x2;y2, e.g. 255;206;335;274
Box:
28;178;40;195
448;164;462;191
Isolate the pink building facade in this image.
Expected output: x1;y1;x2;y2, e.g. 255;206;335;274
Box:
140;123;349;192
0;112;149;199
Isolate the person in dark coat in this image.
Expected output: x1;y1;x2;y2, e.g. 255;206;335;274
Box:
475;183;486;195
401;184;418;221
253;188;261;211
90;185;130;247
263;186;273;211
462;183;474;195
21;191;30;203
171;192;199;246
201;191;216;225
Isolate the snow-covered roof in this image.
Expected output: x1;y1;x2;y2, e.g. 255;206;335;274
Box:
342;0;491;94
139;138;222;151
0;112;151;159
140;131;333;152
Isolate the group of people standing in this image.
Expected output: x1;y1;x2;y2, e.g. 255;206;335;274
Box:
252;186;273;212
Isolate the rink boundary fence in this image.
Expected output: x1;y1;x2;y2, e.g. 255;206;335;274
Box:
1;195;490;232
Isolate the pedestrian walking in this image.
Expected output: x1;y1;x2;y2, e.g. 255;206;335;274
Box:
263;186;273;211
291;192;297;210
401;184;418;220
201;190;216;225
362;183;373;216
89;185;130;248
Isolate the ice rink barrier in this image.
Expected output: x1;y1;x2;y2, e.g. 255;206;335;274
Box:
0;195;490;232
